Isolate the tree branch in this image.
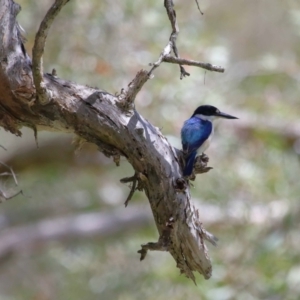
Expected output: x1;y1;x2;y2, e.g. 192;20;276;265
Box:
149;0;189;79
117;0;224;109
194;0;204;15
163;55;225;73
148;0;222;79
117;70;150;110
32;0;69;105
0;0;222;282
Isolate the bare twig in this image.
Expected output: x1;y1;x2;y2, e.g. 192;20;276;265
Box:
121;173;138;207
117;70;150;109
124;177;137;207
163;55;225;73
138;226;173;260
149;0;188;78
0;162;19;185
0;189;22;203
138;240;168;260
194;0;204;15
119;0;224;108
113;153;121;166
0;161;18;185
120;175;137;184
0;161;22;203
148;0;224;79
32;0;69;104
119;1;185;106
0;172;13;176
165;0;188;79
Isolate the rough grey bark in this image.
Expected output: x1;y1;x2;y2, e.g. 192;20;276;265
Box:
0;0;219;281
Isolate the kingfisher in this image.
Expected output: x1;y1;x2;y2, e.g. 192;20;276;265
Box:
181;105;238;177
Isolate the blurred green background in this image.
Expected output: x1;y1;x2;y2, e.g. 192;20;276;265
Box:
1;0;300;299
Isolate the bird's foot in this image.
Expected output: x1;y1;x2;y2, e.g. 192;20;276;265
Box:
199;153;209;163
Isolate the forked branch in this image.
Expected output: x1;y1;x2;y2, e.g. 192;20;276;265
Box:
148;0;224;79
0;0;226;282
118;0;225;110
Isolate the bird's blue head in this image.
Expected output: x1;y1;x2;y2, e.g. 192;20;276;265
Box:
192;105;238;121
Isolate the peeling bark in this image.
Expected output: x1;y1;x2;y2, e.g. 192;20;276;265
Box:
0;0;219;281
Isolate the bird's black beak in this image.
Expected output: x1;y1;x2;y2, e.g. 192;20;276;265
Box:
215;111;238;119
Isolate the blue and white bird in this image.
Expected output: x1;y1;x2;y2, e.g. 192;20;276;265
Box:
181;105;238;177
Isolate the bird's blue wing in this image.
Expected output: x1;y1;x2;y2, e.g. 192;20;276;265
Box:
181;118;212;154
181;118;212;176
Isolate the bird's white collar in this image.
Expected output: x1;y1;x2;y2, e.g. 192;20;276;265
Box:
194;114;217;122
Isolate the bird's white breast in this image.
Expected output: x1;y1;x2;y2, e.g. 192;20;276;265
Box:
197;125;214;154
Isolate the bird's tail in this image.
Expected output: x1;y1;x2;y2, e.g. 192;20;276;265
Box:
183;151;197;177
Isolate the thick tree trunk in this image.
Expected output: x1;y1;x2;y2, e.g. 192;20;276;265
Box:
0;0;216;281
